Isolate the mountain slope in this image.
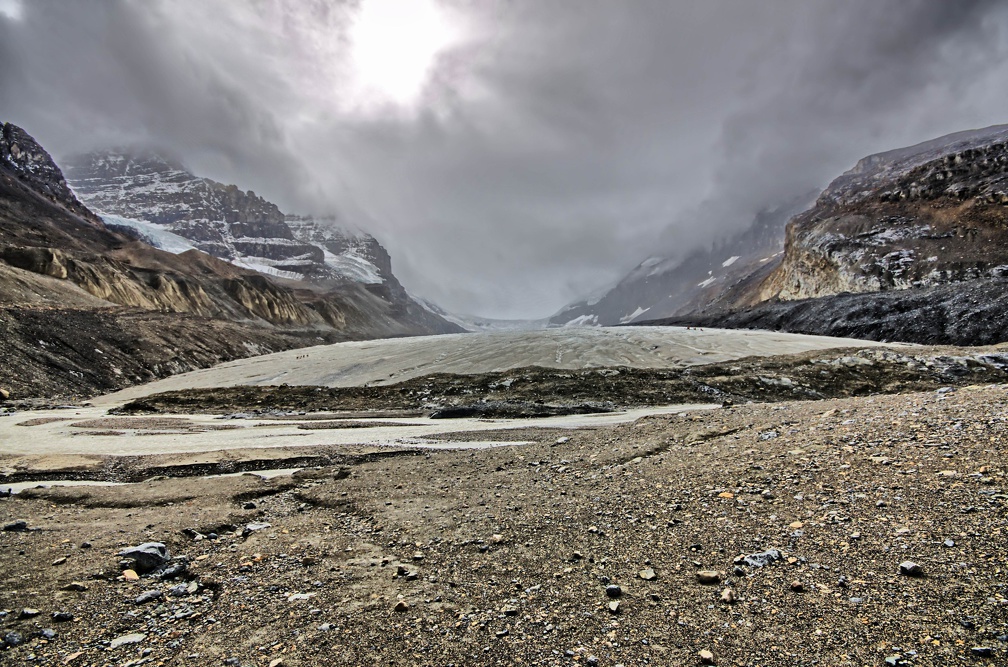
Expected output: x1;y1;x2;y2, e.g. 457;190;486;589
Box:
0;122;459;400
645;124;1008;345
549;193;815;327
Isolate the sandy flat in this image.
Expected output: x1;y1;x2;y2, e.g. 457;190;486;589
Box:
0;404;715;457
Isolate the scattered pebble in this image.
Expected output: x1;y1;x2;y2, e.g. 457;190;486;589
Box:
696;571;721;585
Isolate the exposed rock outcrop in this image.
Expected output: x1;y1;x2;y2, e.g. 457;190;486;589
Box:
1;122;96;221
758;124;1008;303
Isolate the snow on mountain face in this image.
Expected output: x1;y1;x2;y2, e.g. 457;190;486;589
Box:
63;150;390;286
550;192;816;327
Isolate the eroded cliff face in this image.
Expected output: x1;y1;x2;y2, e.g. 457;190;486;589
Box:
760;125;1008;302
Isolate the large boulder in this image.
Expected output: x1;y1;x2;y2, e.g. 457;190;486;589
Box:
118;542;171;575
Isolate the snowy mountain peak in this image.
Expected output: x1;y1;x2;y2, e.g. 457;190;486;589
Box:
63;149;393;287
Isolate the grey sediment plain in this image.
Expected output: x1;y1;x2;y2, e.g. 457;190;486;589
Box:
0;327;886;459
97;326;888;406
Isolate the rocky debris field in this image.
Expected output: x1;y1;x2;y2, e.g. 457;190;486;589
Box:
2;383;1007;665
112;345;1008;419
0;306;335;402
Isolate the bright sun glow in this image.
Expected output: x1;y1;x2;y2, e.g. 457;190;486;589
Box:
0;0;23;21
349;0;457;107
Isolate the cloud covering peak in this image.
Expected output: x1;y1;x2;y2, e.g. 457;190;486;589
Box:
3;0;1008;317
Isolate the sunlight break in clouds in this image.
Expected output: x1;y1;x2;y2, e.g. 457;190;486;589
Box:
348;0;459;109
0;0;23;21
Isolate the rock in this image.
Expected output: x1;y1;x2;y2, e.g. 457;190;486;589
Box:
699;649;716;665
502;605;519;616
80;541;92;549
2;520;28;532
18;608;40;619
158;558;189;580
243;502;256;510
605;584;622;599
971;647;994;658
122;569;140;581
0;388;9;400
269;659;285;667
135;589;164;605
639;567;657;581
899;561;924;577
412;551;425;561
52;556;67;566
109;632;146;649
790;580;805;592
737;549;783;568
39;628;56;640
118;542;170;575
696;571;721;584
495;628;509;638
242;522;271;538
51;612;74;622
169;583;189;597
394;600;409;612
944;539;955;547
720;587;736;604
3;631;23;648
608;600;620;614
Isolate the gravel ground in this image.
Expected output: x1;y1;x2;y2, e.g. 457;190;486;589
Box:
1;383;1007;666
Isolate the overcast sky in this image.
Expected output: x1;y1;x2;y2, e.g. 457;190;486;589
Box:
2;0;1008;318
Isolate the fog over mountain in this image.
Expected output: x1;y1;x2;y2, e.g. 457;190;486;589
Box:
2;0;1008;318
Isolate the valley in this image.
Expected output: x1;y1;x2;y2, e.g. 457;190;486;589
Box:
2;51;1008;667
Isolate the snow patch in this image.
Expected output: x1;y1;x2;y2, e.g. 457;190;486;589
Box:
721;255;740;268
563;314;600;327
620;306;650;324
100;214;198;254
231;259;303;281
322;248;383;284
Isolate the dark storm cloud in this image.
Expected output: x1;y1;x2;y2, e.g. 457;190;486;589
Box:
2;0;1008;318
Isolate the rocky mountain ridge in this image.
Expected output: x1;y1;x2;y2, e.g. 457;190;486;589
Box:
0;122;460;399
647;124;1008;345
754;124;1008;304
63;150;399;288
